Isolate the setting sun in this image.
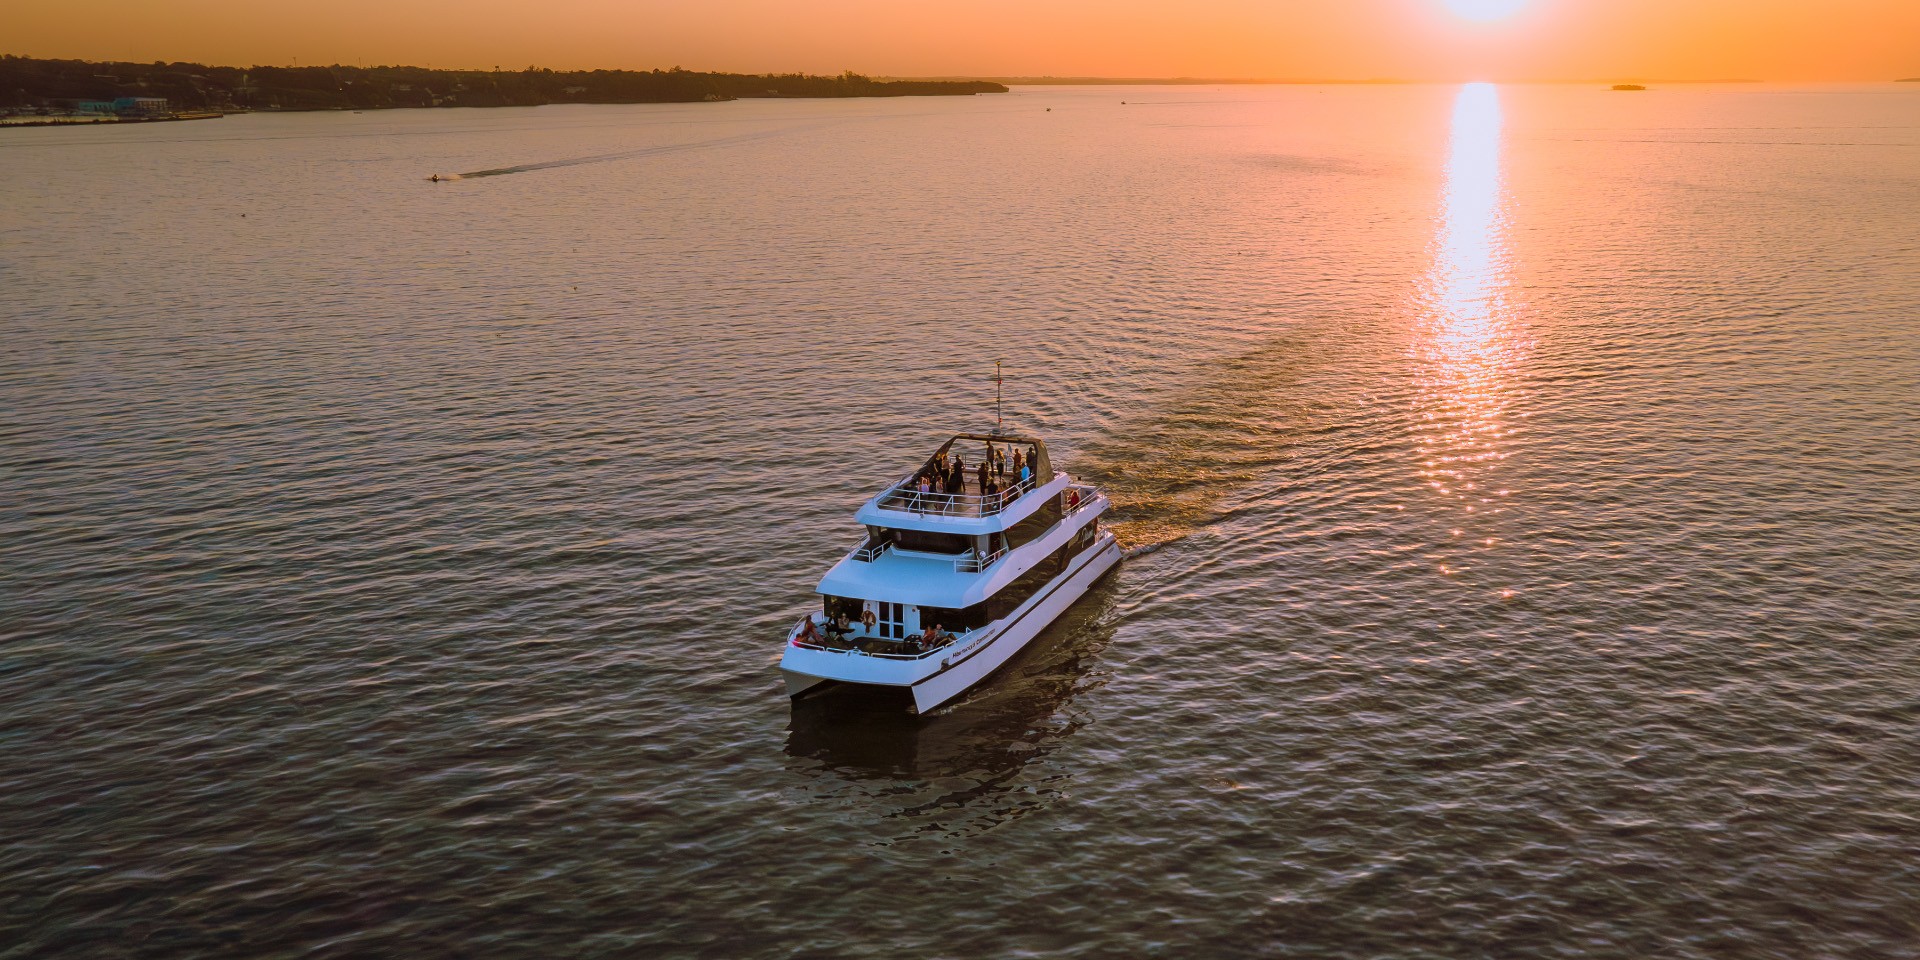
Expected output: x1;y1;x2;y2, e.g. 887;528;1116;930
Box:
1443;0;1527;22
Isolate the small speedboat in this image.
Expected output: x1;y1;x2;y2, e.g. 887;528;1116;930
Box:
780;430;1121;713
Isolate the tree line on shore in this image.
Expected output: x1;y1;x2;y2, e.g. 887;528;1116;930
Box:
0;55;1006;112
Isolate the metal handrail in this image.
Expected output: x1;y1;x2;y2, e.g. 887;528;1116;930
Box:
849;538;1002;574
955;547;1004;573
789;622;984;660
874;471;1059;517
1061;484;1097;515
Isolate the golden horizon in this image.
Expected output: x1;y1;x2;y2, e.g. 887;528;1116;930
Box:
9;0;1918;83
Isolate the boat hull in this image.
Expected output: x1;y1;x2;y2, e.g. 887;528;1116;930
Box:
909;533;1120;713
783;670;833;699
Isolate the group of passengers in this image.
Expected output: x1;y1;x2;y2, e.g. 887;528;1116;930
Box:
913;457;966;500
794;611;957;654
912;443;1041;504
796;610;868;648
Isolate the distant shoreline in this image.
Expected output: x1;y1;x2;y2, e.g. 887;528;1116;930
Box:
0;55;1005;116
0;111;222;127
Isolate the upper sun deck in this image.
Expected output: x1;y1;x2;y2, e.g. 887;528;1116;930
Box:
857;432;1067;533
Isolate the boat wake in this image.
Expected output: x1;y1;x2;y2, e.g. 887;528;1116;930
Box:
457;123;834;178
1074;332;1337;554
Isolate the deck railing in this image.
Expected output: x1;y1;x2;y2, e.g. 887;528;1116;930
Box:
874;471;1060;517
954;546;1005;573
789;616;983;661
849;538;1003;574
1060;484;1098;516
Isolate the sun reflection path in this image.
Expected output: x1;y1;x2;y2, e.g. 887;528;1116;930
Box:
1410;83;1527;576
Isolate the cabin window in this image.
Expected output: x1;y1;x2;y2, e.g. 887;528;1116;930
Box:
987;549;1058;620
1065;517;1099;556
1005;500;1063;548
890;528;971;554
918;604;992;634
936;522;1105;626
875;600;908;639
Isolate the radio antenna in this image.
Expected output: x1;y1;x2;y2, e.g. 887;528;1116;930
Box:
991;360;1004;434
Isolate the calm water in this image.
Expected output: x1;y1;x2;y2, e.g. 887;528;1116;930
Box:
4;84;1919;958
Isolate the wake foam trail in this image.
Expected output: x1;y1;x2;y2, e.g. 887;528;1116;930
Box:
1076;333;1337;554
458;122;834;178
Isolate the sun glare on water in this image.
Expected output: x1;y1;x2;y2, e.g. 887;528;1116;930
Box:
1443;0;1526;22
1408;82;1528;573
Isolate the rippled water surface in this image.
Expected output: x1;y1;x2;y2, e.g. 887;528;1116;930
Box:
5;84;1920;958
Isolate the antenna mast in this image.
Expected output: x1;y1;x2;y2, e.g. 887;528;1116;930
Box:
991;360;1004;434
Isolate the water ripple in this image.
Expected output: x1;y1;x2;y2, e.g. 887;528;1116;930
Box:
3;84;1918;958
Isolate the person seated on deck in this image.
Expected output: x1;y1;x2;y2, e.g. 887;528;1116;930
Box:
916;623;956;652
796;616;826;646
826;613;853;641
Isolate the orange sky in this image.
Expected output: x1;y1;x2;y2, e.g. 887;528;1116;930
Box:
11;0;1919;81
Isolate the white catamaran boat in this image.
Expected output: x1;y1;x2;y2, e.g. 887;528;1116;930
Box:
780;430;1122;713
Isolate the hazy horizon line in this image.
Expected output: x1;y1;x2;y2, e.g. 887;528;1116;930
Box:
11;52;1919;86
898;76;1782;86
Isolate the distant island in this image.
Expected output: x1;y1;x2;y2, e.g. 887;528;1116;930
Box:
1900;78;1920;82
0;54;1006;115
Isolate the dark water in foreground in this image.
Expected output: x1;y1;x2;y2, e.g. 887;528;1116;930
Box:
4;84;1920;958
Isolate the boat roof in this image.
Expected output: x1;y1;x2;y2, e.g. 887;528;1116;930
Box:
816;549;1007;608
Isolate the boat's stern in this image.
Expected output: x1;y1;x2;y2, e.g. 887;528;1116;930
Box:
779;616;948;699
